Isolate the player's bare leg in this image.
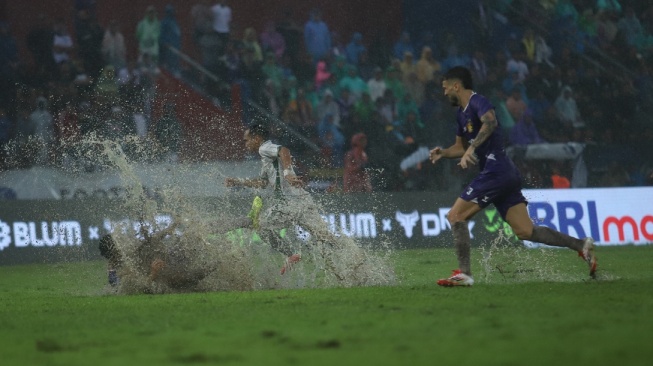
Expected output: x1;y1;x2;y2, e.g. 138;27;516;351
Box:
437;198;481;286
506;203;582;250
505;203;597;278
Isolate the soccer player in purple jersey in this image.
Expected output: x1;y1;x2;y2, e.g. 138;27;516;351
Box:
429;66;597;286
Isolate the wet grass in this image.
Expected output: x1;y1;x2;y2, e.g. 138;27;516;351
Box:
1;245;652;366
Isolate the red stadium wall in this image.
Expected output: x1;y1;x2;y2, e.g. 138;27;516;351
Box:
152;70;244;161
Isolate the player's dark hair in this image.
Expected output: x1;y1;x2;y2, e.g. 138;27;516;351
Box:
98;234;117;260
247;124;270;140
442;66;474;90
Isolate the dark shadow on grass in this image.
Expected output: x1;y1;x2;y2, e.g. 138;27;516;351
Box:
171;353;243;364
36;339;65;353
316;339;341;349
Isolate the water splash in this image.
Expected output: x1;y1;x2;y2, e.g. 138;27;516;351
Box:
64;136;397;294
477;229;611;284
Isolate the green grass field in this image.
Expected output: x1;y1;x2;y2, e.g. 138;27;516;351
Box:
1;245;652;366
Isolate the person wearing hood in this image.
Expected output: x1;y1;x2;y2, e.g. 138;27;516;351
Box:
136;5;160;61
415;46;440;85
338;65;368;100
345;32;366;66
384;66;405;100
330;54;348;81
343;132;372;192
303;9;331;65
314;60;331;90
554;85;584;129
159;4;181;73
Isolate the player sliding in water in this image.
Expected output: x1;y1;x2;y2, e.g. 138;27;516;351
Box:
430;66;597;287
98;219;219;291
224;124;346;278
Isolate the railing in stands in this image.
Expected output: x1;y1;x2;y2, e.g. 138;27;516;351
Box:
166;46;320;153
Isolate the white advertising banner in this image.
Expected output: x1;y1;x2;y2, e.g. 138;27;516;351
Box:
523;187;653;245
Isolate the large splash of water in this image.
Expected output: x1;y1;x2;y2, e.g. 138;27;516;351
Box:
67;136;396;294
476;230;613;283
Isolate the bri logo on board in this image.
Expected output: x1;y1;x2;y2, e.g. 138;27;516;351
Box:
529;201;653;244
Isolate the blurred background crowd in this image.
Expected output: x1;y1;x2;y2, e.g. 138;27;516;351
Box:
0;0;652;195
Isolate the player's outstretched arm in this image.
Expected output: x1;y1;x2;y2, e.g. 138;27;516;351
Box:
278;146;304;187
430;136;466;164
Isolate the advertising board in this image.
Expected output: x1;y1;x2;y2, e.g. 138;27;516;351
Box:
1;188;651;265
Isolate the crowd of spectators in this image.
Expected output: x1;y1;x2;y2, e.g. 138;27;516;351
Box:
0;2;182;171
1;0;652;192
192;0;653;191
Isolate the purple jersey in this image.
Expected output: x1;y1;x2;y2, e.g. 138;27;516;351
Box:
456;93;511;173
456;93;526;218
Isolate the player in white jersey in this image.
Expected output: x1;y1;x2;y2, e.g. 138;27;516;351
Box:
225;124;342;276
